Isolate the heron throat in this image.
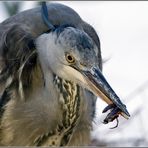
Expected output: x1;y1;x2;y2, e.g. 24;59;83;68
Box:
35;74;82;146
53;75;81;145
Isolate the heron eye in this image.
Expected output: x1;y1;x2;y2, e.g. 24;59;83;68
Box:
65;53;75;64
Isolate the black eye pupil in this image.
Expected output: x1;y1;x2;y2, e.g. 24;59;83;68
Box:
68;55;73;61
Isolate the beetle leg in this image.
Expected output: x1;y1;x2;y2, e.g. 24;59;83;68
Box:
109;118;119;129
102;104;116;113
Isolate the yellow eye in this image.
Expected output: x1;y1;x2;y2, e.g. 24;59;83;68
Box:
65;53;75;64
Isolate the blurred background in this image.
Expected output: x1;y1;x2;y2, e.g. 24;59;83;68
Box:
0;1;148;146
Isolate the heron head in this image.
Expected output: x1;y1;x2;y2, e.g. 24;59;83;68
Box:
36;25;130;119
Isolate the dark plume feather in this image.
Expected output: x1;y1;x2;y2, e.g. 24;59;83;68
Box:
0;24;37;113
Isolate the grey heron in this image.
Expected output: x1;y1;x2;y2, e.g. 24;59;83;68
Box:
0;2;130;146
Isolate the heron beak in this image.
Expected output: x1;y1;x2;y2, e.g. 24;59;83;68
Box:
82;67;130;119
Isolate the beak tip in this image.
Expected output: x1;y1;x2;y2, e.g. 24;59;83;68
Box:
83;67;131;119
115;102;130;119
121;108;130;119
